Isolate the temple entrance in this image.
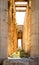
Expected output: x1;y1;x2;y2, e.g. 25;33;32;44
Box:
0;1;39;65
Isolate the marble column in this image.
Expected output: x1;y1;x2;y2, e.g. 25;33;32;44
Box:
30;0;39;57
0;0;8;58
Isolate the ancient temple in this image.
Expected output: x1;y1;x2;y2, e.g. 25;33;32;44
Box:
0;0;39;59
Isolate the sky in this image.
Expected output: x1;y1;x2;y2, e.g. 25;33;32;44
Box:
16;12;26;25
18;39;21;48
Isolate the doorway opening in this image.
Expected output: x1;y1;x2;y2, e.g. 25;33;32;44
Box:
18;39;22;49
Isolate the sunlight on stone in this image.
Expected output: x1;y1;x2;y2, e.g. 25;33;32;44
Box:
8;52;20;58
16;7;26;10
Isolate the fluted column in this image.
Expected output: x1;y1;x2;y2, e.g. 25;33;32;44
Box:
13;0;18;53
8;0;14;56
23;4;31;53
8;0;17;56
0;0;8;58
30;0;39;57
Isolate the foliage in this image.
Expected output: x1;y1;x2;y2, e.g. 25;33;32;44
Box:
9;52;20;58
9;49;30;58
20;50;30;58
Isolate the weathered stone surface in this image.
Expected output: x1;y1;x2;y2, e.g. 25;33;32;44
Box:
3;58;29;65
30;0;39;57
3;58;39;65
0;0;17;58
23;0;39;57
23;4;31;53
0;0;8;58
8;0;17;56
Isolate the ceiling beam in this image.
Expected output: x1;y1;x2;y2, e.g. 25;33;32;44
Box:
16;10;26;12
15;5;27;7
15;4;27;7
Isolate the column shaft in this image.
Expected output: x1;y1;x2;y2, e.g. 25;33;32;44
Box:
0;0;8;58
30;0;39;57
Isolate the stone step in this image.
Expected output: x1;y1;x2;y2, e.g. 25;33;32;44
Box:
3;58;39;65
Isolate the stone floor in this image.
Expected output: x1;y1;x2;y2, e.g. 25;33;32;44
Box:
2;57;39;65
0;57;39;65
